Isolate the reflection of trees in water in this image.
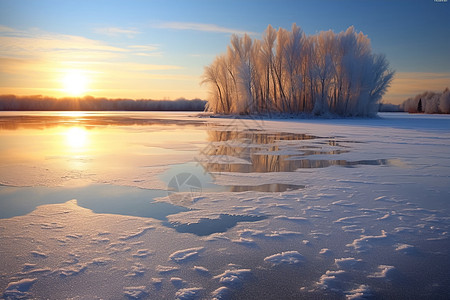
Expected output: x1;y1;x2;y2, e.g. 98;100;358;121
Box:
205;157;391;173
204;129;317;158
202;129;388;173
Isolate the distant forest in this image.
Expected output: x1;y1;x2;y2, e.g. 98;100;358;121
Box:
0;95;207;111
400;88;450;114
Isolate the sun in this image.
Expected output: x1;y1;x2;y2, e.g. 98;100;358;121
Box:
62;70;89;96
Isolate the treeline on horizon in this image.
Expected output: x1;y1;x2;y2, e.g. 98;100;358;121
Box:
0;95;207;111
202;24;395;117
399;88;450;114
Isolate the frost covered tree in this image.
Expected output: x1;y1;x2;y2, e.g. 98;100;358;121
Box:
400;88;450;114
202;24;395;117
439;88;450;113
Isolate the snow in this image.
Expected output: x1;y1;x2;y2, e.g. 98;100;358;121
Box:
0;112;449;299
175;287;203;300
123;286;148;299
368;265;396;279
169;247;204;263
213;269;252;287
334;257;363;269
2;278;37;299
264;251;304;265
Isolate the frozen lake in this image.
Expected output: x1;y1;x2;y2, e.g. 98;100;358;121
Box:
1;112;449;299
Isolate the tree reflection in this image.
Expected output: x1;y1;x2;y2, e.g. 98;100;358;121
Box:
200;129;390;173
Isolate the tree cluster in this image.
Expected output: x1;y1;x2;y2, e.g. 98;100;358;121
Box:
0;95;206;111
202;25;394;117
400;88;450;114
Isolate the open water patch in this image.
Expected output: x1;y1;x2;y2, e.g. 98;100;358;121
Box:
0;184;188;219
164;214;267;236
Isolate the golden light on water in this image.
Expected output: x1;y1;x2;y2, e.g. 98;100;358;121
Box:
65;127;88;150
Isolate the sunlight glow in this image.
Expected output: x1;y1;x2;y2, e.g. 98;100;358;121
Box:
65;127;88;150
62;70;89;96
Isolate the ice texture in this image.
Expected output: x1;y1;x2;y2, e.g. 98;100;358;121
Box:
1;112;450;299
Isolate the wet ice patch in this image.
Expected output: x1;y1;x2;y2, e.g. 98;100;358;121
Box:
264;251;304;265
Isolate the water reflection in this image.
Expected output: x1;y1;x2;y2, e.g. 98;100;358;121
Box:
0;112;205;130
225;183;305;192
161;163;306;206
199;129;394;173
0;112;208;189
65;127;89;151
0;184;188;220
165;214;267;236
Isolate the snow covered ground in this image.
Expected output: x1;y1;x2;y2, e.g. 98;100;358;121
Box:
0;112;449;299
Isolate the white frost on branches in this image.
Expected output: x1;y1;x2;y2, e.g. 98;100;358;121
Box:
202;24;395;117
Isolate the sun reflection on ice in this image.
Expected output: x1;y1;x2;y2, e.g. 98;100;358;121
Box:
65;127;89;151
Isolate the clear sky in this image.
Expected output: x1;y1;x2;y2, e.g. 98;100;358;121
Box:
0;0;449;103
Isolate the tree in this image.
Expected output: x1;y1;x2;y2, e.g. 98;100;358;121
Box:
417;98;423;113
202;25;395;117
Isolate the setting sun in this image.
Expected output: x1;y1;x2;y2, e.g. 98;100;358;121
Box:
62;70;89;96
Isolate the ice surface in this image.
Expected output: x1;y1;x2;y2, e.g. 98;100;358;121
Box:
1;112;450;299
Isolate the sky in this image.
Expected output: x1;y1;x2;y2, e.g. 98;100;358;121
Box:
0;0;449;104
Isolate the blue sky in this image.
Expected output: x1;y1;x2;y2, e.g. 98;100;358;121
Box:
0;0;449;103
